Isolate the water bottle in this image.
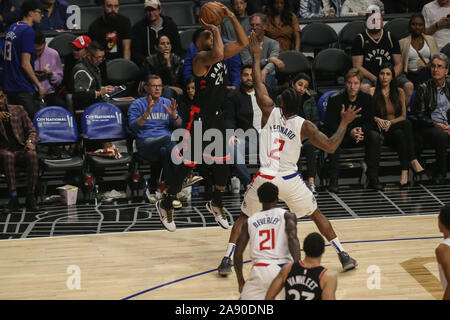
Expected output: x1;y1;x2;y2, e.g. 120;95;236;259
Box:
142;178;149;199
94;184;101;205
192;184;199;197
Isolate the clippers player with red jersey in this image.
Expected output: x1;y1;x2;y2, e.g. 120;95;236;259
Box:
217;31;360;276
234;182;301;299
156;2;248;232
266;232;337;300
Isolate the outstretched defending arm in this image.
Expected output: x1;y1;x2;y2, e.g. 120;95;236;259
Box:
301;105;361;154
250;31;274;128
218;2;248;60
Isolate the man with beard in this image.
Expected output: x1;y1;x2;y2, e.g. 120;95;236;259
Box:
131;0;182;68
88;0;131;61
351;5;414;106
223;65;261;192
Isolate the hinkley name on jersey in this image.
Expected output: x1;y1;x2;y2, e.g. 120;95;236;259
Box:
286;274;320;291
252;216;281;228
269;124;296;140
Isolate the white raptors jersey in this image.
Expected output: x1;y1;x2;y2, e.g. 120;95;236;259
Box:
438;237;450;292
247;207;293;264
259;107;304;175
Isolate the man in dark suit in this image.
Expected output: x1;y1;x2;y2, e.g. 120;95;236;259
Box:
0;90;39;213
324;68;382;193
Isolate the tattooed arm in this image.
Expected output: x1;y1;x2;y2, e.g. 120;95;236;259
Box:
301;105;361;154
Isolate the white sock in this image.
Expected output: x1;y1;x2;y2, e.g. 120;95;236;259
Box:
225;243;236;258
330;237;345;253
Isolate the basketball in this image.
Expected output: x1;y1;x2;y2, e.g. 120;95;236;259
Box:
199;2;224;26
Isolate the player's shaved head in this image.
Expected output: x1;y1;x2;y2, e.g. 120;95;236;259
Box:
257;182;279;204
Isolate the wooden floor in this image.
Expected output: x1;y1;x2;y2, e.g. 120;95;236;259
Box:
0;214;444;300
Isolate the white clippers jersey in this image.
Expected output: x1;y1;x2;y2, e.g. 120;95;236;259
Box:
438;238;450;292
259;107;304;175
247;207;293;264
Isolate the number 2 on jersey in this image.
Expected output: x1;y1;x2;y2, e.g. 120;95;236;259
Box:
259;229;275;250
269;138;285;161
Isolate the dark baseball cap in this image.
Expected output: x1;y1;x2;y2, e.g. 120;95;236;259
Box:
21;0;46;16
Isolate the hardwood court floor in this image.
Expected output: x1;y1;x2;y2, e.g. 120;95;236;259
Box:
0;214;444;300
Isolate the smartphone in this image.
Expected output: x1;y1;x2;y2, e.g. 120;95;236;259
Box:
105;85;126;98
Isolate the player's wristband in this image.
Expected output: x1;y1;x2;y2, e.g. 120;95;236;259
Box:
173;115;179;121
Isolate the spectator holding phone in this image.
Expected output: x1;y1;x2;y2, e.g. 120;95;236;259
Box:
423;0;450;49
34;30;66;109
71;41;117;110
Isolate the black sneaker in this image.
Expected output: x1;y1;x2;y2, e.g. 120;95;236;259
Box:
338;251;358;271
25;195;38;212
218;256;233;277
3;197;19;214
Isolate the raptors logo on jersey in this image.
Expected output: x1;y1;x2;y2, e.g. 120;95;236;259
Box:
194;61;228;121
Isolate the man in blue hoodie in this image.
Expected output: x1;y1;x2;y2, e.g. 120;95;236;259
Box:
128;74;181;189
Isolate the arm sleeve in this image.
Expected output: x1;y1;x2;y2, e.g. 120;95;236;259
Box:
183;44;196;82
127;101;142;133
227;54;242;88
351;34;364;57
73;69;96;102
49;51;63;87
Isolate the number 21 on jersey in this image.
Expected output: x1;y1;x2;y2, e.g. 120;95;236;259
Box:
259;228;275;250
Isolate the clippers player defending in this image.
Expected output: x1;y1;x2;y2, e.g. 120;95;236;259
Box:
234;182;301;300
155;2;248;232
217;31;359;275
436;205;450;300
266;232;337;300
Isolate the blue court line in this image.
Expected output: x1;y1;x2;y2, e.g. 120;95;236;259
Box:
121;235;442;300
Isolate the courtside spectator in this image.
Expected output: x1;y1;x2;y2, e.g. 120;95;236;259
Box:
413;53;450;185
221;0;251;42
341;0;384;17
34;0;69;31
423;0;450;50
351;6;414;106
265;0;301;52
0;0;21;32
131;0;182;67
141;34;183;97
399;13;439;88
298;0;343;18
71;41;116;110
34;30;65;109
3;0;45;119
88;0;131;61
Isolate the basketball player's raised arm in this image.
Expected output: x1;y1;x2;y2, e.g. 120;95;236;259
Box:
265;264;291;300
193;22;224;76
249;31;274;127
436;244;450;300
217;3;248;60
302;105;361;154
320;270;337;300
285;211;301;261
234;221;250;292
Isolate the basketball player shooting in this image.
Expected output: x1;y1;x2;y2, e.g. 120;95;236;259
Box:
156;2;248;232
217;30;361;275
